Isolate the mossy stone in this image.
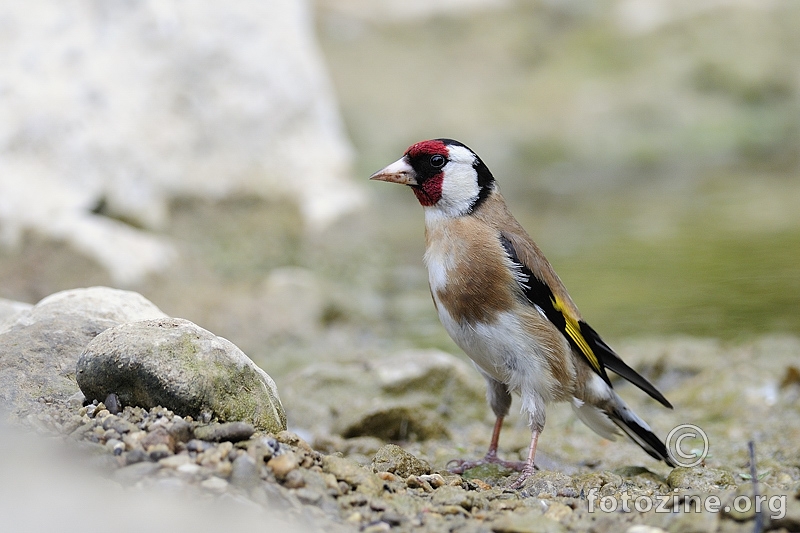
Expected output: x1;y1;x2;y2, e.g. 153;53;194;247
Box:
76;318;286;433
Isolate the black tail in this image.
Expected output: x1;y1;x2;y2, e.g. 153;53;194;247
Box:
609;405;676;467
580;322;673;409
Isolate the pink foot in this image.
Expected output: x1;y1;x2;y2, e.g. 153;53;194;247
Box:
506;462;536;489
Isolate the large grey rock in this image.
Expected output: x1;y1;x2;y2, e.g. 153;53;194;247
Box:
77;318;286;433
0;287;167;415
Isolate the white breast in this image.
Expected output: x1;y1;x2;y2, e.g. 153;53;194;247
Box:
424;229;558;404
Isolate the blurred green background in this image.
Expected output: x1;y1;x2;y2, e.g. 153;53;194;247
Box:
317;0;800;340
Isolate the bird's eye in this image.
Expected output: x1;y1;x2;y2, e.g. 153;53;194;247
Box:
430;154;446;168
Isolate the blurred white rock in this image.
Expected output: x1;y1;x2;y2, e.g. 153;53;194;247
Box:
318;0;510;22
0;0;364;285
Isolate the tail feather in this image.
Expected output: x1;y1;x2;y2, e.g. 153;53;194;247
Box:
608;402;675;467
580;322;673;409
571;399;620;442
575;389;675;467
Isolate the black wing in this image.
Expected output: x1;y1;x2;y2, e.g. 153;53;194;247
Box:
500;235;672;408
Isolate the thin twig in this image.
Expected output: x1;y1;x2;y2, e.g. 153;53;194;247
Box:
749;440;764;533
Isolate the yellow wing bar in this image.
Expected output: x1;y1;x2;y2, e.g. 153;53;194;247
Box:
552;296;601;373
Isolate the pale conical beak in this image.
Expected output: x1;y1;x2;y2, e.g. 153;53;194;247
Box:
369;157;418;186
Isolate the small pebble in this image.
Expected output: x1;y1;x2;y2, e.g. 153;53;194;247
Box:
276;431;313;452
141;427;176;453
295;488;322;504
194;422;255;443
369;500;387;512
196;441;232;469
167;418;194;443
406;476;433;492
105;417;137;435
283;469;305;489
322;473;339;491
67;391;86;409
113;461;161;484
362;522;391;533
177;463;202;476
380;512;406;526
70;422;95;438
262;438;281;455
470;478;491;491
200;476;229;493
159;454;192;469
268;450;299;479
104;393;121;415
230;454;261;490
105;438;124;456
544;501;573;522
148;443;173;461
122;430;145;448
248;438;281;464
419;473;446;488
215;461;233;478
112;441;125;456
187;439;214;453
125;449;148;465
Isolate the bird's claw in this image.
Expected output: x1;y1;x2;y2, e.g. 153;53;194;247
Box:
506;463;537;490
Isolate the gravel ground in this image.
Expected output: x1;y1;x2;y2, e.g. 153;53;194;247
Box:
15;376;800;533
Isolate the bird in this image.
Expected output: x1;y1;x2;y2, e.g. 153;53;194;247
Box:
370;138;675;488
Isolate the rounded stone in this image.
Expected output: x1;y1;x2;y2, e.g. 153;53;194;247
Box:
230;454;261;490
267;450;299;479
194;421;255;443
0;287;167;414
76;317;286;433
666;467;736;491
372;444;431;478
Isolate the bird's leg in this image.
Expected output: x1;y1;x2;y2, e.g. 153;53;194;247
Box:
448;416;528;474
507;429;539;489
484;415;504;460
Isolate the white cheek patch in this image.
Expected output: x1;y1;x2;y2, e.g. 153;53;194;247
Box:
446;145;477;165
439;164;480;213
428;145;481;218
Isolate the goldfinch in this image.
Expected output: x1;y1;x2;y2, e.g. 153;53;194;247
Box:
371;138;675;488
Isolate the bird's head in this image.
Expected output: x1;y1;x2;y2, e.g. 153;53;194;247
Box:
370;139;495;217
